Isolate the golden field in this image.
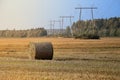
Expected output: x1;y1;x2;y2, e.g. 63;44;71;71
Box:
0;37;120;80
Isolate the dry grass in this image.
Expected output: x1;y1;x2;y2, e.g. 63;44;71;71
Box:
0;37;120;80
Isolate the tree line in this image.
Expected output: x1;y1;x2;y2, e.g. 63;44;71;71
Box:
0;28;47;38
70;17;120;38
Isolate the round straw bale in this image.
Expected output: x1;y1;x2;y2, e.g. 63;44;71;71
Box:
29;42;53;60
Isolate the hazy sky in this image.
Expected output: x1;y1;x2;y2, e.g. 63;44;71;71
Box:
0;0;120;30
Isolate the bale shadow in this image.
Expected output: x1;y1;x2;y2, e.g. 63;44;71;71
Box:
80;58;120;62
54;57;81;61
54;58;120;62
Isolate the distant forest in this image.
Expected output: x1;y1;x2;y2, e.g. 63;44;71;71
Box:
71;17;120;37
0;28;47;38
0;17;120;38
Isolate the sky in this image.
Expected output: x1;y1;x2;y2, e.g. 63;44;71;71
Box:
0;0;120;30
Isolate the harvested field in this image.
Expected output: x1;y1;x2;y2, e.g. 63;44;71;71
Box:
0;37;120;80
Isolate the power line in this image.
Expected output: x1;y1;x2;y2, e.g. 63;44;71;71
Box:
50;20;62;35
75;7;97;9
53;20;61;34
60;16;74;35
49;20;55;35
75;6;98;34
75;7;97;20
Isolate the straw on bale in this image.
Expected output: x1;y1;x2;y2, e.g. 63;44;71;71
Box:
29;42;53;60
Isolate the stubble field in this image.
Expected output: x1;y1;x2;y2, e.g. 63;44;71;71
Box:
0;37;120;80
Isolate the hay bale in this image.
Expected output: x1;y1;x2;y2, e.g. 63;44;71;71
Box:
29;42;53;60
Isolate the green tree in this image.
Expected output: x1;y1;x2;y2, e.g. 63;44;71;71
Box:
65;26;72;37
